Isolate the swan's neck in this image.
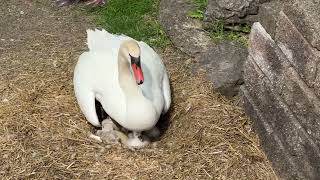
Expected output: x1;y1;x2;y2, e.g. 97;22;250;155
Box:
117;47;158;130
118;50;141;97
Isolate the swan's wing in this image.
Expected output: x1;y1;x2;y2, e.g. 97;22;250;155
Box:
138;41;171;114
161;70;171;114
73;53;102;127
86;29;132;52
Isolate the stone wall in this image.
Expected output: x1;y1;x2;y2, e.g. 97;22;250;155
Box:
241;0;320;179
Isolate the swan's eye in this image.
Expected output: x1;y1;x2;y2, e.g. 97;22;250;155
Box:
129;54;141;66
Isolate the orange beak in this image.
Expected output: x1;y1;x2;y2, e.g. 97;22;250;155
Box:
132;63;144;85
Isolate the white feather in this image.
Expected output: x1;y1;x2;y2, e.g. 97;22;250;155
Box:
73;29;171;132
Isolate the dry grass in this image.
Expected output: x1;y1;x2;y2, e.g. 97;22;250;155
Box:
0;0;277;179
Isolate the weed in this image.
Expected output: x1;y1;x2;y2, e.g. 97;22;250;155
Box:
209;20;250;46
188;0;208;20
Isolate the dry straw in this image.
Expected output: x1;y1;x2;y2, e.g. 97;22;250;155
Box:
0;1;277;179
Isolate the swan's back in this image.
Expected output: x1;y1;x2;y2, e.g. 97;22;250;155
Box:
84;29;170;115
87;29;132;52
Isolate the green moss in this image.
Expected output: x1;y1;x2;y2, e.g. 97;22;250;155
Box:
89;0;170;48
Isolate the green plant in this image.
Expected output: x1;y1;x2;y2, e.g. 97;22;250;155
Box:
208;20;250;46
89;0;170;48
193;0;208;11
188;0;208;20
188;10;204;19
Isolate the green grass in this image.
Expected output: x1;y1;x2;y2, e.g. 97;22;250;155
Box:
185;0;250;46
89;0;170;48
208;20;250;46
187;0;208;20
193;0;208;11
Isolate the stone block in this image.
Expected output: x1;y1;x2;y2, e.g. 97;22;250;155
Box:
248;22;291;85
284;0;320;50
241;86;301;180
258;1;285;39
315;64;320;98
249;22;320;147
242;56;320;179
275;11;320;89
243;22;320;179
277;68;320;145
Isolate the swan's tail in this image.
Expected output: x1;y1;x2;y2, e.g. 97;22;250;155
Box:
86;29;131;51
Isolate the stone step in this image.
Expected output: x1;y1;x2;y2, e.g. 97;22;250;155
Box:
241;86;305;180
242;56;320;179
258;0;286;39
284;0;320;51
276;11;320;91
249;22;320;147
242;22;320;179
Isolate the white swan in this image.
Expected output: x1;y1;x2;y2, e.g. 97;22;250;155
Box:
73;29;171;148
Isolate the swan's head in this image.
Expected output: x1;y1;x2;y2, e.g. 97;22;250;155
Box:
125;40;144;85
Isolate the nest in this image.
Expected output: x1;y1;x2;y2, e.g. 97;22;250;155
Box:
0;1;277;179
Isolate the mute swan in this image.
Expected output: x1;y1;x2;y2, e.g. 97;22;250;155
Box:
73;29;171;148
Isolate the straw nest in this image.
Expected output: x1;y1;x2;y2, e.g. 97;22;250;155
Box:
0;0;277;179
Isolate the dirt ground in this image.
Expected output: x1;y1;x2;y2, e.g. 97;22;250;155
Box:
0;0;278;179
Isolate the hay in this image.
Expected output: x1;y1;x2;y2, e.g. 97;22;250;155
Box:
0;0;277;179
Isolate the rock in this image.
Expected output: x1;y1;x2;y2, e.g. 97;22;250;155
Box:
241;84;318;180
159;0;249;97
249;23;320;145
159;0;213;56
242;57;320;179
204;0;271;24
282;0;320;98
315;65;320;98
199;41;248;96
258;1;285;39
284;0;320;50
275;11;320;91
241;21;320;179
